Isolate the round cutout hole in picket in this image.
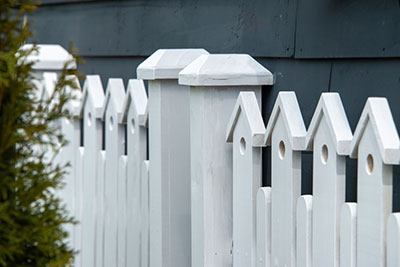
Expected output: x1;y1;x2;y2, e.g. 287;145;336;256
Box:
366;154;374;174
87;112;92;127
109;116;114;131
279;140;285;159
321;144;329;164
240;137;246;155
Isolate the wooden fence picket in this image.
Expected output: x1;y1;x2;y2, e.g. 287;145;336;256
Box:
95;151;106;267
296;195;312;267
256;187;271;267
350;98;400;267
387;213;400;267
340;203;357;267
102;79;126;267
80;75;105;267
74;147;84;267
117;156;128;267
121;79;148;267
141;160;150;267
226;92;265;267
305;93;353;267
264;91;306;267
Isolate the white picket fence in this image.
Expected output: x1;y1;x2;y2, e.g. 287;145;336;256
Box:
30;45;400;267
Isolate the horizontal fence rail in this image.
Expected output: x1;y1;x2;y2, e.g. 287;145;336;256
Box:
30;45;400;267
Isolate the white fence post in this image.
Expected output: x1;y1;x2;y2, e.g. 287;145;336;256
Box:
179;54;273;267
226;92;266;267
340;203;357;267
257;187;271;267
23;44;76;81
296;195;312;267
120;79;148;267
102;79;126;267
264;91;306;267
349;98;400;267
137;49;209;267
305;93;353;267
387;213;400;267
79;75;104;267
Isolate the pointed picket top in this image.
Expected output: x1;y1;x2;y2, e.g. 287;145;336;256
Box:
119;79;148;126
179;54;274;86
350;98;400;165
305;93;353;155
79;75;105;119
102;79;125;122
264;91;306;150
226;91;265;147
21;44;76;70
137;49;209;80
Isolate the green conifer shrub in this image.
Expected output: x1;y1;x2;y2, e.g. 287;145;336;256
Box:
0;1;79;266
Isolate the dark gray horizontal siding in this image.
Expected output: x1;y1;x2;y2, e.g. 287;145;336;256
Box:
295;0;400;58
31;0;296;57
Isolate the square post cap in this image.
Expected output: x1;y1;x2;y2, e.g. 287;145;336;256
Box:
20;44;76;70
178;54;274;86
137;49;209;80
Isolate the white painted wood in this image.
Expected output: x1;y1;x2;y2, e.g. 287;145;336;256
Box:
74;147;84;267
102;79;126;267
137;49;208;79
80;76;105;267
305;93;352;267
179;54;272;267
350;98;400;164
256;187;271;267
22;44;76;70
117;156;127;267
264;91;306;267
141;160;150;267
226;92;265;267
349;98;400;267
226;92;265;266
121;79;148;267
387;213;400;267
179;54;273;86
138;49;208;267
340;203;357;267
59;116;81;248
296;195;312;267
95;151;106;267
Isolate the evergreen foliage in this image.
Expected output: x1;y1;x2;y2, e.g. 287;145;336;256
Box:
0;1;79;266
